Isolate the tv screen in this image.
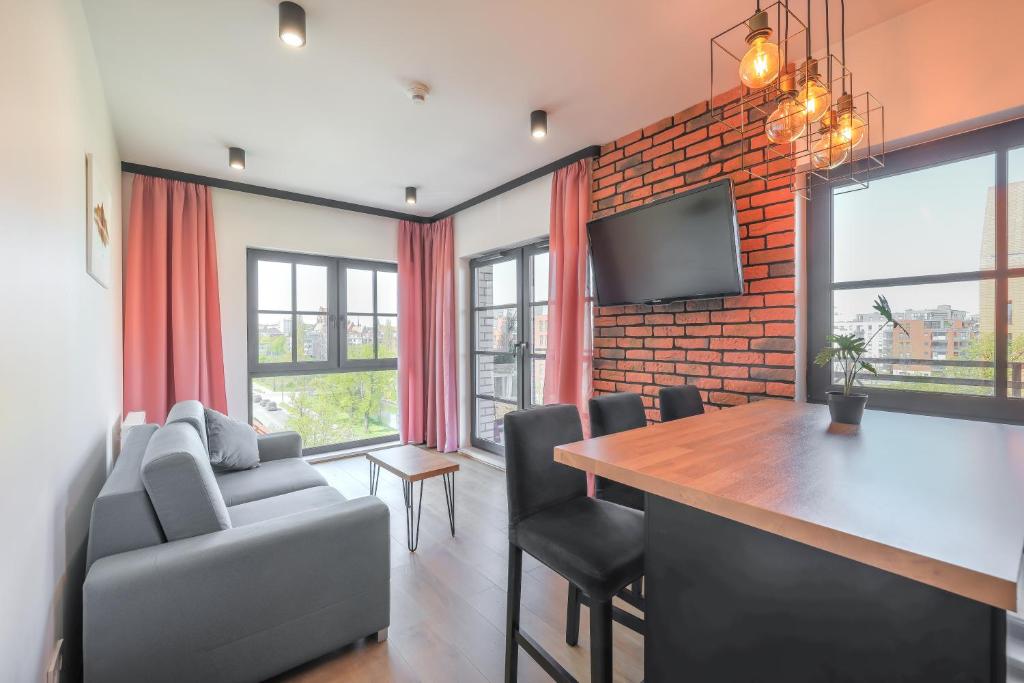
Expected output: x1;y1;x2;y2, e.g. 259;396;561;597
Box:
587;178;742;306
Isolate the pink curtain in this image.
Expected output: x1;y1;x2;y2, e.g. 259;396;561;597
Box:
123;175;227;422
398;217;459;452
544;159;594;429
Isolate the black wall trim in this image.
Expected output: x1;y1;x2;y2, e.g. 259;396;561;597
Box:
122;144;601;225
429;145;602;221
121;162;427;222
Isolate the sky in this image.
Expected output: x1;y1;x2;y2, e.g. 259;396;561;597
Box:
478;252;548;307
257;261;397;314
830;149;1024;318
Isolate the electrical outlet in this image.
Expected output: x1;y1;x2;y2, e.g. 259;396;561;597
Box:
45;638;63;683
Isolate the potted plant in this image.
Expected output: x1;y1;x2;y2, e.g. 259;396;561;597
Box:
814;294;907;425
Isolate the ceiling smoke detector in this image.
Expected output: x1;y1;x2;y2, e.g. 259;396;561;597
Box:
406;81;430;104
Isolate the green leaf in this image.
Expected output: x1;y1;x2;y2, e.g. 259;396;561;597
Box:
860;360;877;375
873;294;908;335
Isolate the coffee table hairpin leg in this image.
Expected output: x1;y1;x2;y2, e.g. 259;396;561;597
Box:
402;479;425;551
442;471;456;537
369;461;382;495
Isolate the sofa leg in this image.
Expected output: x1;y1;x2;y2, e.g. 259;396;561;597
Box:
375;628;388;643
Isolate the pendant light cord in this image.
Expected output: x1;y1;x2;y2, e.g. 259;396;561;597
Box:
805;0;812;59
841;0;848;94
825;0;832;89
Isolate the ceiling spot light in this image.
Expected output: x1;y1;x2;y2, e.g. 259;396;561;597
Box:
405;187;417;205
228;147;246;170
279;2;306;48
530;110;548;139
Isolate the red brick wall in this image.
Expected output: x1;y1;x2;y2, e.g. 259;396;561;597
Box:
591;92;796;419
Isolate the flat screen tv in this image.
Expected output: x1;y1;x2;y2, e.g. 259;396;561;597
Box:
587;178;742;306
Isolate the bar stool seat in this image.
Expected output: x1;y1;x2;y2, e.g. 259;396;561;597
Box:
513;496;643;600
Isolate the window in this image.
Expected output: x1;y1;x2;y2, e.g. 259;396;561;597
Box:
247;250;398;453
808;118;1024;422
470;241;548;454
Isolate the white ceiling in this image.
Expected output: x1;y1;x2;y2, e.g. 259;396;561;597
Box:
83;0;932;217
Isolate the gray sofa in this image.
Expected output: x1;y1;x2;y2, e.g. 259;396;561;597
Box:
83;401;390;683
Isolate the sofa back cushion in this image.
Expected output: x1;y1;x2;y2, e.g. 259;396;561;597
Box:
166;400;209;453
142;422;231;541
87;423;165;570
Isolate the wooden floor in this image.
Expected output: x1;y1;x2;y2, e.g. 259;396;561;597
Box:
270;451;644;683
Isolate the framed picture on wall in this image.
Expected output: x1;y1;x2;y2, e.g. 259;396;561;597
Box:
85;152;111;288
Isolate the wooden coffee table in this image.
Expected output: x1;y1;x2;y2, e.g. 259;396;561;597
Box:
367;445;459;551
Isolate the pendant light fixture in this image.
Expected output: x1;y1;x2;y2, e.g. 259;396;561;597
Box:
279;2;306;48
835;93;866;146
738;5;781;89
530;110;548;139
832;1;866;149
766;73;806;144
796;59;830;123
810;114;848;170
228;146;245;170
405;186;417;205
708;0;883;196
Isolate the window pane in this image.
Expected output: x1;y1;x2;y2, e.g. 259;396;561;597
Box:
346;315;375;360
377;271;397;314
475;398;515;446
832;154;995;282
476;353;517;402
475;308;518;353
531;304;548;352
532;357;546;406
251;372;398;449
1009;147;1024;269
377;316;397;359
832;281;992;396
531;251;549;303
1011;278;1024;398
475;259;518;307
296;264;327;312
297;314;328;362
258;260;291;311
257;313;292;363
347;269;374;313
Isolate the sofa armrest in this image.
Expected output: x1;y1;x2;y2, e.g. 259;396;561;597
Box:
84;496;389;683
256;430;302;461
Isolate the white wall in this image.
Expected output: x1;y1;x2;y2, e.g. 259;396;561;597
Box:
209;188;398;419
843;0;1024;149
0;0;122;679
453;173;552;447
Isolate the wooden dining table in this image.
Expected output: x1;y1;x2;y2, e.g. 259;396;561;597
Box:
554;399;1024;682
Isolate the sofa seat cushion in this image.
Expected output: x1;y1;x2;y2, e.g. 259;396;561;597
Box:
227;485;347;527
216;458;327;506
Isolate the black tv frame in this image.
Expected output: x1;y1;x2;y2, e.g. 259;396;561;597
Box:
586;177;744;307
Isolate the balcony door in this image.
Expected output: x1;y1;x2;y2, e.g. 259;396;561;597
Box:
470;242;549;454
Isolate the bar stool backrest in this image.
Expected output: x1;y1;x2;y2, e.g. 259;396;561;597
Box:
503;404;586;527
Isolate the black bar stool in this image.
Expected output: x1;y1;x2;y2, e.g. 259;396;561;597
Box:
659;384;705;422
589;392;648;511
503;405;644;683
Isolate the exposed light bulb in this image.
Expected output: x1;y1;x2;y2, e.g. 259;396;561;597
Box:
836;109;866;148
737;12;780;89
766;75;806;145
811;126;848;170
797;78;830;124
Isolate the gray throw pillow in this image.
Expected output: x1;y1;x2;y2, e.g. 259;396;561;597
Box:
204;408;260;472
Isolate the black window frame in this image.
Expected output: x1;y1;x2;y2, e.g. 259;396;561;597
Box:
469;240;549;455
247;248;399;454
807;117;1024;424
